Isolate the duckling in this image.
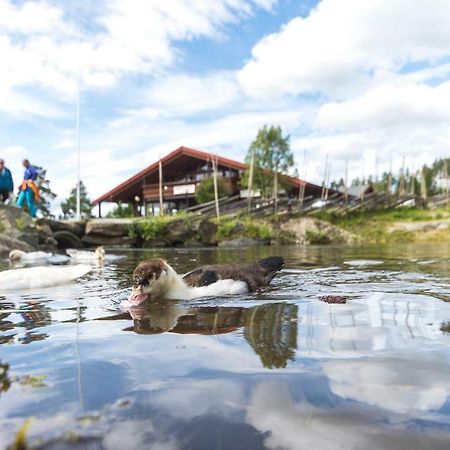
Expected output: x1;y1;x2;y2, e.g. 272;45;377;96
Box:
124;256;284;307
9;250;53;264
0;264;91;290
66;246;106;263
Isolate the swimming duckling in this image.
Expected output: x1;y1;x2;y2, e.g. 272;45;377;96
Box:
9;250;53;264
0;264;91;290
66;246;105;263
124;256;284;307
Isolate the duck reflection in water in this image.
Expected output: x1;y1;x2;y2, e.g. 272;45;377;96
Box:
100;301;298;369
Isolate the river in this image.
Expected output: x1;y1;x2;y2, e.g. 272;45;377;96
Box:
1;244;450;449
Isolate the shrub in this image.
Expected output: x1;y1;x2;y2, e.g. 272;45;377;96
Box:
129;216;170;240
195;178;232;204
243;218;272;240
106;202;134;218
305;229;331;245
216;217;272;240
216;219;238;238
129;212;195;241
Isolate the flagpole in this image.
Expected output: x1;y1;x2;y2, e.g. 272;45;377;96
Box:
76;80;81;220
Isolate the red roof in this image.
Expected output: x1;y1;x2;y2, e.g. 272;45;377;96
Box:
93;145;308;204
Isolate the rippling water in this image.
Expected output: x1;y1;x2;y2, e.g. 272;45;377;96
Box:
1;244;450;449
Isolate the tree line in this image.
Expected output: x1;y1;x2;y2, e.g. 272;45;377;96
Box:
332;158;450;198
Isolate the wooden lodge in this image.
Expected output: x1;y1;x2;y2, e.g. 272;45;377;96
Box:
93;146;322;216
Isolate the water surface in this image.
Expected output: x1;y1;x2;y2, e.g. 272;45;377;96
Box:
1;244;450;449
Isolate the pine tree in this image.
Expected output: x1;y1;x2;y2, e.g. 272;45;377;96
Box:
34;166;57;217
61;181;92;219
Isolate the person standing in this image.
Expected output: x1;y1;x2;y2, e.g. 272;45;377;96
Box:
0;158;14;203
17;159;39;217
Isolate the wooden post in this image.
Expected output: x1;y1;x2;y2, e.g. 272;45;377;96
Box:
298;150;308;213
98;202;102;218
159;159;164;216
321;155;329;201
399;156;406;197
273;147;279;215
344;160;348;210
212;156;220;223
273;166;278;214
387;160;392;206
247;145;255;214
420;168;427;202
443;161;449;205
409;173;415;196
324;163;331;202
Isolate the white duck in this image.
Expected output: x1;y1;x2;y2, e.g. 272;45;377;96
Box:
0;264;91;290
66;246;106;263
9;250;53;264
9;250;71;266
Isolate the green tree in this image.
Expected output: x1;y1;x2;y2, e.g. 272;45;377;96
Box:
106;202;135;218
61;181;92;219
242;125;294;198
195;177;232;204
34;166;57;217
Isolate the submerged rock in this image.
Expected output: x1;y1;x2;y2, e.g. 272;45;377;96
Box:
320;295;348;304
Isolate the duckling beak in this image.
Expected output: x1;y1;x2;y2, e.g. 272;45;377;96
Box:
127;286;149;307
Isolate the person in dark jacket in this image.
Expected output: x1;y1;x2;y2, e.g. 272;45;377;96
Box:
0;159;14;202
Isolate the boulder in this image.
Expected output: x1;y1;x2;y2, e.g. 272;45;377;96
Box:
81;234;138;247
0;235;34;258
0;204;33;237
85;219;134;237
197;220;218;246
54;230;84;249
165;219;193;245
43;219;86;237
280;217;360;245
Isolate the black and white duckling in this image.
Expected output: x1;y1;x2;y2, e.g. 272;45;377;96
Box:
66;246;105;263
124;256;284;307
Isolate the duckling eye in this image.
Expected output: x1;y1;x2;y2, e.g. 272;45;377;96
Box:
134;276;150;287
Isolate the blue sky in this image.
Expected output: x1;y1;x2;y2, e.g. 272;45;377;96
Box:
1;0;450;213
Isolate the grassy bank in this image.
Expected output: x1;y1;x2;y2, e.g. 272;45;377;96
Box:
128;212;281;245
311;206;450;244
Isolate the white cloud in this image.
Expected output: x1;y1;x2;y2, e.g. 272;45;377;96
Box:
238;0;450;98
0;0;276;107
246;380;450;450
323;356;450;415
144;72;240;117
316;81;450;131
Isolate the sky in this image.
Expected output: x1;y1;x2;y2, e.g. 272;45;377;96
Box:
1;0;450;212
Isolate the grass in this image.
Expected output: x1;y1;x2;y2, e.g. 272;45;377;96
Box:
312;206;450;244
305;229;332;245
0;220;5;234
216;217;272;241
129;212;195;241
